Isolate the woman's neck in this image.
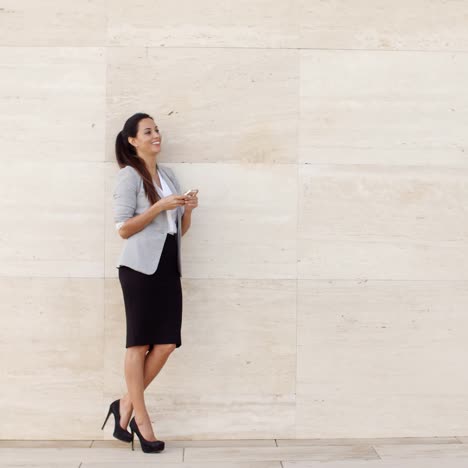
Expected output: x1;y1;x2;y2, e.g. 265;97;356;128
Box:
137;151;158;178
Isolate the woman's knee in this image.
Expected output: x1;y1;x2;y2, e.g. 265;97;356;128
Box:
127;344;150;356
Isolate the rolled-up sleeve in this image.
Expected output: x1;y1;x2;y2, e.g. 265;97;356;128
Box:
112;167;138;228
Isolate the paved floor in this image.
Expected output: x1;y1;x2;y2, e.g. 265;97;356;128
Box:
1;437;468;467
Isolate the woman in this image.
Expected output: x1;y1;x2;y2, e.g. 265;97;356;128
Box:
101;112;198;453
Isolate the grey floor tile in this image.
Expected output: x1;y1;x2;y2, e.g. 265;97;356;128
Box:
0;447;182;464
90;440;135;448
91;439;276;448
374;443;468;459
0;440;92;448
0;465;80;468
167;440;278;448
184;445;379;462
284;459;468;468
82;463;282;468
277;437;461;446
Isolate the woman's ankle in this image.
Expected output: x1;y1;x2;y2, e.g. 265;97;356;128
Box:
120;394;133;408
134;411;152;425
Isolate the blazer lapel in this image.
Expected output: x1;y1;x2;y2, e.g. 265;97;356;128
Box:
157;165;177;194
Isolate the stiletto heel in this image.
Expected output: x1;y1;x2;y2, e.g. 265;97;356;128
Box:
129;417;165;453
101;399;133;443
101;407;112;430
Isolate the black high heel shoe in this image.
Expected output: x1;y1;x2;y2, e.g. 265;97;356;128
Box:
129;416;165;453
101;399;133;443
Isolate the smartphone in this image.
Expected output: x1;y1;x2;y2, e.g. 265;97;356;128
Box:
184;189;199;197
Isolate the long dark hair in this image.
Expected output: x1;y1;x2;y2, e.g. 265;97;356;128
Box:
115;112;159;205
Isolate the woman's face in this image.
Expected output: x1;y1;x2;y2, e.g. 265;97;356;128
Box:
129;117;162;155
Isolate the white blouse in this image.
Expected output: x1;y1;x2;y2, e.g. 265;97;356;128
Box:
115;169;178;234
155;169;178;234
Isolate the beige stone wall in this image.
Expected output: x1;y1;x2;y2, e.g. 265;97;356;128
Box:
1;1;467;439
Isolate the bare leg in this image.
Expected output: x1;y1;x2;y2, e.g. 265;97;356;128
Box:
143;344;176;389
123;345;154;440
120;344;176;438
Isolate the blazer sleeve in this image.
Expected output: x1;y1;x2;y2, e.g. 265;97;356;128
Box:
112;166;138;226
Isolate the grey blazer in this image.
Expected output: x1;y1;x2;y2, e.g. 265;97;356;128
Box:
112;164;185;276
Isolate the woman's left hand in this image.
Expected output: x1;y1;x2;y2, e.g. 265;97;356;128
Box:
184;194;198;212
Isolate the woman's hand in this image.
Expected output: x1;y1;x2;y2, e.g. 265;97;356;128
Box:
155;194;188;211
184;193;198;213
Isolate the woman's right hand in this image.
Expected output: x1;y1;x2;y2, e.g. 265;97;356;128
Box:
155;194;187;211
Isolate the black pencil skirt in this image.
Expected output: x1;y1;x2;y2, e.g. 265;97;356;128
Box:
118;233;182;351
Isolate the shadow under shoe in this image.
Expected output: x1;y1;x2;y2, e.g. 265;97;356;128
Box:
129;417;165;453
101;399;133;443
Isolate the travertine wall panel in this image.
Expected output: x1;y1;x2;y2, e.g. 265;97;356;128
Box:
0;47;105;162
0;277;104;439
297;164;468;280
299;0;468;51
0;1;107;46
299;50;468;165
107;0;299;48
106;48;299;164
0;162;105;278
296;279;468;437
